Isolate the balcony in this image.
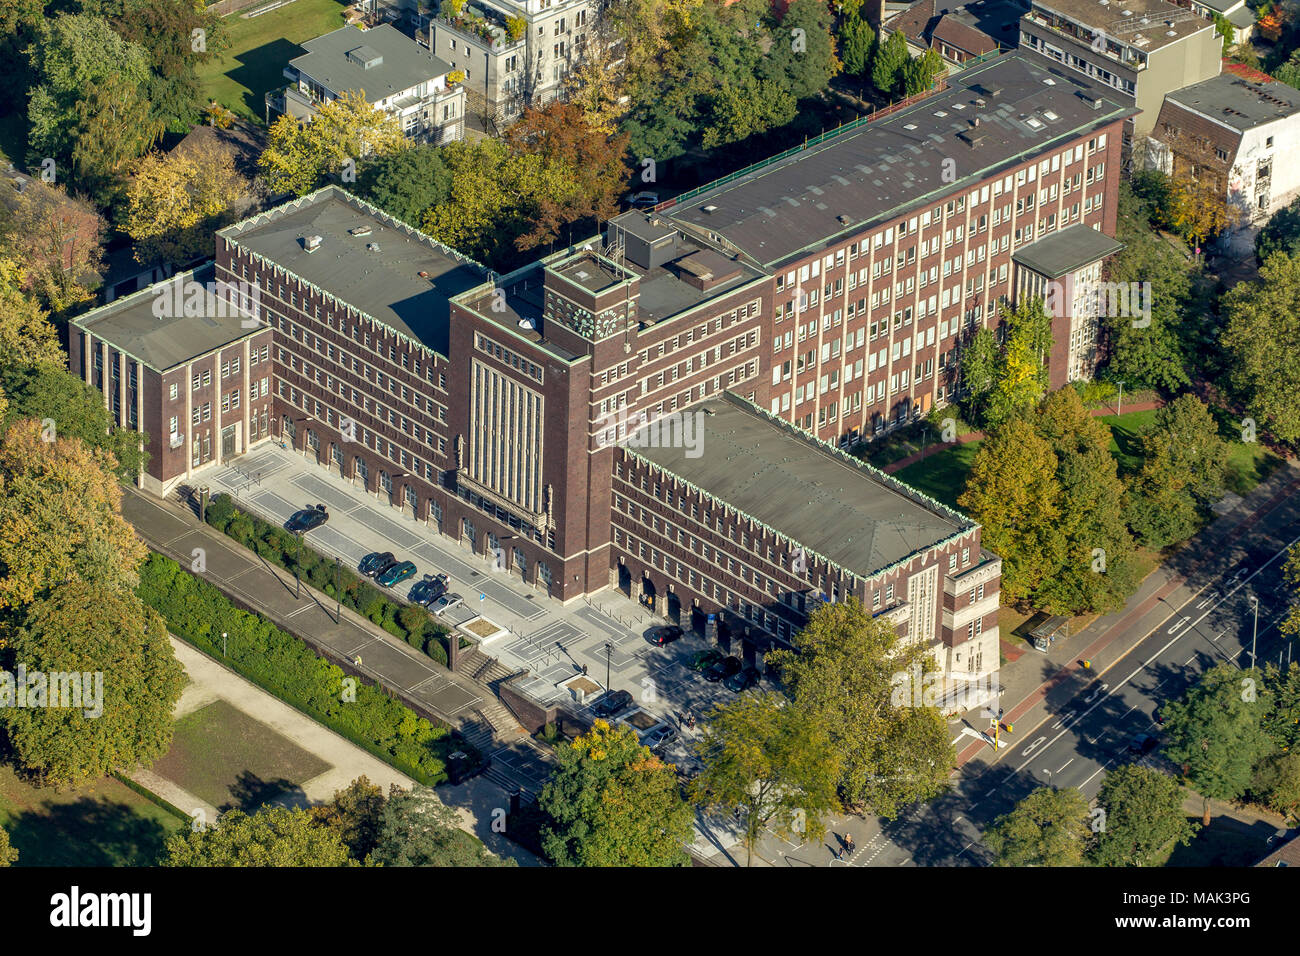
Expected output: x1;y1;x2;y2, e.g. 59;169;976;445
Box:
437;5;526;53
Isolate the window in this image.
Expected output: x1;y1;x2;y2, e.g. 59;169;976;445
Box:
169;383;178;401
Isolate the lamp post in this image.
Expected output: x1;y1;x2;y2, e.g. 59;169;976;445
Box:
604;641;613;692
1251;594;1259;672
221;631;228;657
1115;380;1125;417
294;530;303;599
334;556;342;623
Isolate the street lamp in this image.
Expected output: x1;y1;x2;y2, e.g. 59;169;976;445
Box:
1115;380;1125;417
1251;594;1259;671
221;631;228;657
294;530;303;599
334;556;342;623
604;641;613;692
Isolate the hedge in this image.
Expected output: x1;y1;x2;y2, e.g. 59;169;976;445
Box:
203;493;449;664
138;553;479;785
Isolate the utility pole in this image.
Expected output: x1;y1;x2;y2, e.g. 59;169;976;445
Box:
1251;594;1259;672
1116;380;1125;417
222;631;227;657
295;530;303;600
604;641;613;692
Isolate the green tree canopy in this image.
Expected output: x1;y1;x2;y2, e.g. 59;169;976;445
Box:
767;599;954;817
355;146;454;226
1220;252;1300;446
309;776;388;862
985;786;1091;866
369;785;509;866
162;806;353;866
540;720;693;867
1089;765;1197;866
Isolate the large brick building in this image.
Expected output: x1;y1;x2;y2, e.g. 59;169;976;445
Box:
75;52;1133;695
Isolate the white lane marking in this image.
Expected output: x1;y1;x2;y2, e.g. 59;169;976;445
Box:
1056;758;1074;773
1184;655;1196;665
1168;616;1190;635
1021;736;1048;758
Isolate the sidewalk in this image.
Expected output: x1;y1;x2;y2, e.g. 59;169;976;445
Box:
955;456;1300;768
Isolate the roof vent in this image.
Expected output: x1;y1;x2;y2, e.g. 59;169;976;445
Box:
366;242;381;252
837;214;852;225
703;204;718;214
303;235;323;253
350;225;373;236
975;97;986;107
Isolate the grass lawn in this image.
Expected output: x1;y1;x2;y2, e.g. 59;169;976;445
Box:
1096;407;1159;475
1224;441;1283;496
0;764;184;866
149;699;331;812
891;439;983;511
199;0;352;124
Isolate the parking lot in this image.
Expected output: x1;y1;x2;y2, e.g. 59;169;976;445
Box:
205;447;768;772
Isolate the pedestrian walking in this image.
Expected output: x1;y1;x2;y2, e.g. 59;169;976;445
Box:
845;833;856;854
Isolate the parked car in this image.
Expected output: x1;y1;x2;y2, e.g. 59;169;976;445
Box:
359;551;396;577
409;574;448;606
591;689;634;719
704;656;742;683
430;592;463;617
1127;733;1160;756
647;625;683;646
644;725;678;751
687;649;723;673
724;665;760;692
625;191;659;208
285;504;328;532
376;560;417;588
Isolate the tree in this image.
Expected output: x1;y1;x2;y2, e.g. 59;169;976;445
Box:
958;420;1063;603
27;14;163;200
0;362;147;481
309;776;387;861
0;580;185;789
767;599;954;817
1252;751;1300;821
1125;395;1230;549
0;262;63;369
564;16;633;135
1168;168;1241;251
0;826;14;866
871;29;909;96
369;785;509;866
1221;252;1300;445
959;298;1052;431
259;92;407;197
958;326;1000;424
766;0;840;101
1089;765;1197;866
539;720;693;867
354;146;453;227
839;15;875;77
1255;195;1300;265
692;692;840;867
985;786;1091;866
902;49;944;96
0;419;148;610
1261;662;1300;753
702;78;798;150
1161;663;1274;825
1;181;105;314
125;138;252;267
162;806;353;866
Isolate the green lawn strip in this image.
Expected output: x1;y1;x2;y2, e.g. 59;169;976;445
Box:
199;0;351;123
137;552;478;787
1096;408;1159;476
150;699;331;812
891;440;983;511
0;763;184;866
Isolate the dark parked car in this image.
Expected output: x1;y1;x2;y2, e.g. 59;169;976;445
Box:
647;625;683;646
359;551;396;577
1127;734;1159;756
591;689;634;719
285;504;328;532
376;560;417;588
687;649;723;673
409;574;449;606
724;665;760;693
704;656;742;683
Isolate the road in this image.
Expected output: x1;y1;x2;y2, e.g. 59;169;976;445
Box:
739;481;1300;867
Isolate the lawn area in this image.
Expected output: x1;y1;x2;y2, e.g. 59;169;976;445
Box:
0;763;184;866
1096;407;1159;475
199;0;352;124
891;439;984;511
149;699;331;812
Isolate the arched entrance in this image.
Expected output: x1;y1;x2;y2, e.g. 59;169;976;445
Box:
638;574;656;613
354;456;369;491
667;591;681;625
463;518;477;553
512;546;526;583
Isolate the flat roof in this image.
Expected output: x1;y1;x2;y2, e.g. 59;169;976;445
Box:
1012;224;1124;277
1165;73;1300;132
219;187;485;356
660;53;1134;267
290;24;453;100
1027;0;1214;52
630;394;972;578
72;263;260;372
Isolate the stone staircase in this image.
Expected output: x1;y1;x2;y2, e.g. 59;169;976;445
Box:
459;647;516;686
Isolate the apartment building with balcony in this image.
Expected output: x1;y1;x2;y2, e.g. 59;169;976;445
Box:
429;0;598;127
68;263;274;495
1018;0;1221;142
267;24;466;144
1147;72;1300;243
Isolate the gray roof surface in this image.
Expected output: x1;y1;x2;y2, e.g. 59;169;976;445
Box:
660;53;1134;268
220;187;485;355
1027;0;1215;52
1012;223;1124;277
72;263;260;371
631;394;972;577
1226;7;1254;28
1165;73;1300;132
291;24;453;100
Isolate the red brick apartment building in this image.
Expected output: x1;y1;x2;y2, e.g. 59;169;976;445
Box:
71;52;1131;693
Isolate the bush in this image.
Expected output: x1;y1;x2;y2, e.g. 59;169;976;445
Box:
137;553;466;783
227;513;255;546
205;493;237;532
